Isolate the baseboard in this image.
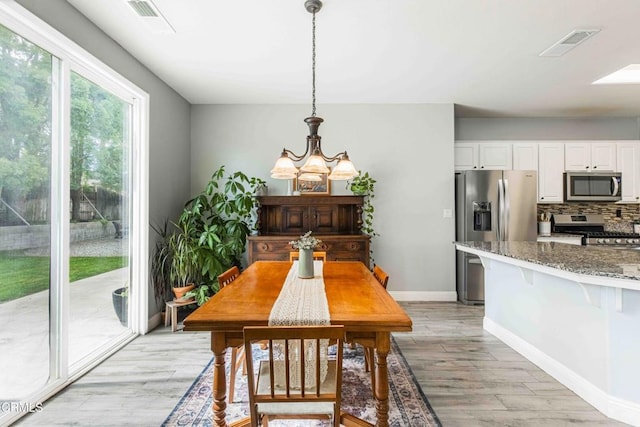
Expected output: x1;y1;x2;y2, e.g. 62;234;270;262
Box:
484;316;640;427
147;311;162;333
388;291;457;302
609;396;640;427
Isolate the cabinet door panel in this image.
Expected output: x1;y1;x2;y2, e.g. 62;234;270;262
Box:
454;143;477;170
479;143;512;169
538;143;565;203
564;143;590;171
310;206;338;233
512;143;538;171
617;142;640;203
591;143;616;171
282;206;307;234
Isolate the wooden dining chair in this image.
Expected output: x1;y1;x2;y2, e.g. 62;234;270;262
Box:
217;266;244;403
289;251;327;262
372;264;389;290
218;265;240;289
243;325;350;427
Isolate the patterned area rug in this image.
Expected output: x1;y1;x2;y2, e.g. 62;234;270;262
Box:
162;337;441;426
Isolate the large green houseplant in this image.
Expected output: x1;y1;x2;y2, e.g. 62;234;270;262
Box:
180;165;265;305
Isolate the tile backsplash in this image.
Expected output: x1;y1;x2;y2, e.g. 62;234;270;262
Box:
537;203;640;233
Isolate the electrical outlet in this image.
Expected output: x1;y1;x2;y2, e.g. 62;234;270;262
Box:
616;209;622;218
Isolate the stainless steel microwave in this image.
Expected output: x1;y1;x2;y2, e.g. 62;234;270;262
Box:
564;172;622;202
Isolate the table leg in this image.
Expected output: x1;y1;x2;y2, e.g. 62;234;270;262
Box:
211;332;228;427
374;333;391;427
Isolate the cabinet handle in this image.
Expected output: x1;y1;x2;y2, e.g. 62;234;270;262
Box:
473;166;477;169
541;197;545;200
480;166;485;169
593;166;597;169
586;166;589;169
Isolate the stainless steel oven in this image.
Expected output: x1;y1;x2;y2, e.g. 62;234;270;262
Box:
552;214;640;248
564;172;621;202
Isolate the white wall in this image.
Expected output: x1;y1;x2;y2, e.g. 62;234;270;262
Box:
191;104;456;298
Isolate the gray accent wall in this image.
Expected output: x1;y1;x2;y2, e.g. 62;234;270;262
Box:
191;104;456;296
16;0;191;313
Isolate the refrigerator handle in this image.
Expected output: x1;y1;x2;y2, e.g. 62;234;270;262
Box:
498;179;504;240
504;178;510;241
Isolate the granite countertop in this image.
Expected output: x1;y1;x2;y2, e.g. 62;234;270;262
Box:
455;241;640;281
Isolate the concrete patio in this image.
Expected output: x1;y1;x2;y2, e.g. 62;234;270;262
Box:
0;238;132;400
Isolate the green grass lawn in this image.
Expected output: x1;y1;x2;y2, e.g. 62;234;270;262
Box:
0;255;128;302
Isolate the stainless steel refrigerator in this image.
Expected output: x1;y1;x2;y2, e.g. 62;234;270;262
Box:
455;170;538;304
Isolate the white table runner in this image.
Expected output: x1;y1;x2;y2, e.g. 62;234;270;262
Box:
268;260;329;389
269;261;330;326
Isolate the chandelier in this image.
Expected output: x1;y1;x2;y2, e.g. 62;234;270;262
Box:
270;0;358;182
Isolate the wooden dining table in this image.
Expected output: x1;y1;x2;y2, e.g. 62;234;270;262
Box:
183;261;413;427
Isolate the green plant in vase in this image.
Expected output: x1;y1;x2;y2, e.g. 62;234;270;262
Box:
347;171;378;237
347;170;377;268
289;231;323;279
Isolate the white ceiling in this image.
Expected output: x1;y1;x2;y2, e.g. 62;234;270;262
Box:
66;0;640;117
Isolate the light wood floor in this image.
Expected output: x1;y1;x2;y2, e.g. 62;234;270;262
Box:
15;302;627;426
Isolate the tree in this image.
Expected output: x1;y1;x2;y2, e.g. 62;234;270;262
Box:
69;73;126;220
1;24;127;224
0;24;50;220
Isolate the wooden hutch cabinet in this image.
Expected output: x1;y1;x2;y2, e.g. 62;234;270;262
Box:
247;195;369;265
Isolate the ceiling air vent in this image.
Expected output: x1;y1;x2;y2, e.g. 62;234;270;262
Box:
539;29;600;57
125;0;175;33
128;1;158;17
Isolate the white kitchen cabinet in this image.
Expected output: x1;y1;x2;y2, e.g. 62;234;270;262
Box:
454;142;512;170
538;143;565;203
512;142;538;171
564;142;616;172
617;141;640;203
454;143;477;170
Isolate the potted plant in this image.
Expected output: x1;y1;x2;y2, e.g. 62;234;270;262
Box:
150;219;173;304
347;170;378;267
347;171;377;237
178;165;266;305
348;170;375;197
168;223;199;301
289;231;323;278
112;282;128;326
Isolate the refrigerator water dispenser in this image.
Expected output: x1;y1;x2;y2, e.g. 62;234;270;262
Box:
473;202;492;231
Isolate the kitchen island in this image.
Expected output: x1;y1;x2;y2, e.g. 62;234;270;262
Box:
455;241;640;427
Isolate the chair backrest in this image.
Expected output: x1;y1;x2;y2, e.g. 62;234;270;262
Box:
243;325;345;427
289;251;327;262
372;265;389;289
217;266;240;289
